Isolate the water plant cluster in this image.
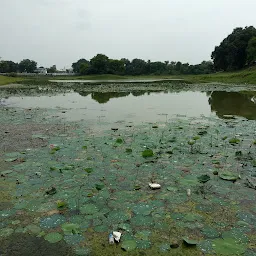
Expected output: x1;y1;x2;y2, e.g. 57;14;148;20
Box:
1;106;256;256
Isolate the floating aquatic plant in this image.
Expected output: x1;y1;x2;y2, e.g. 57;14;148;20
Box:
229;138;240;144
44;232;63;243
121;240;137;251
212;237;246;255
219;171;239;181
142;149;154;158
61;223;80;235
197;174;211;183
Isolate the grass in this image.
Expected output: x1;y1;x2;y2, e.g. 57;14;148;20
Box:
181;66;256;84
0;75;25;86
0;66;256;86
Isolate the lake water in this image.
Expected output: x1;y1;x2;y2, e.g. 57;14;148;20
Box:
4;90;256;123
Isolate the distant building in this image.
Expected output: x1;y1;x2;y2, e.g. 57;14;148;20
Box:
36;67;47;74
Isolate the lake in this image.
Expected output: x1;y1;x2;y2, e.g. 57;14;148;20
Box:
4;90;256;124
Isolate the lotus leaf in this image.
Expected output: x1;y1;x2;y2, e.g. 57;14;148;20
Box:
44;232;63;243
40;214;66;229
183;237;199;245
212;237;246;255
219;171;239;181
197;174;211;183
142;149;154;157
64;234;84;245
61;223;80;235
121;240;137;251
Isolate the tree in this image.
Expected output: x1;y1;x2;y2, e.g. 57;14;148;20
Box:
47;65;57;73
0;60;18;73
90;54;109;74
18;59;37;73
79;62;91;75
72;59;89;73
130;59;148;75
211;26;256;71
246;37;256;65
108;59;125;75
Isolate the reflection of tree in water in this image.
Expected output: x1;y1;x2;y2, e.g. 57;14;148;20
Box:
131;90;165;97
75;90;91;97
209;91;256;120
91;92;130;104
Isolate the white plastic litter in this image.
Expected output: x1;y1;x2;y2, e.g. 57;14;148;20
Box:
109;233;114;244
149;183;161;189
187;188;191;196
113;231;122;242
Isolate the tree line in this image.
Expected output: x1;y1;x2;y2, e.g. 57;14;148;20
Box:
1;26;255;76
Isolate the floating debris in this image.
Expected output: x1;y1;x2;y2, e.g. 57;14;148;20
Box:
149;183;161;189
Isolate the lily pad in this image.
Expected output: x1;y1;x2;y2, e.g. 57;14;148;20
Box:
212;237;246;255
44;232;63;243
61;223;80;235
142;149;154;158
40;214;66;229
64;234;84;245
198;174;211;183
219;171;239;181
183;237;199;246
80;204;99;215
121;240;137;251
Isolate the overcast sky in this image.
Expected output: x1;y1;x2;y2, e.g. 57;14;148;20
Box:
1;0;256;69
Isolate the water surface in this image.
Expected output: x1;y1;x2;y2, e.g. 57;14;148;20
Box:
5;90;256;123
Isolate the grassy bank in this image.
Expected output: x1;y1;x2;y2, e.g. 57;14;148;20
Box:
0;66;256;86
182;66;256;84
0;75;25;86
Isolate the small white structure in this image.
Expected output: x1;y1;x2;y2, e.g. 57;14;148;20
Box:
36;67;47;74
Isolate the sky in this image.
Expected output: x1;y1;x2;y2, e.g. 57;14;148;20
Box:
1;0;256;69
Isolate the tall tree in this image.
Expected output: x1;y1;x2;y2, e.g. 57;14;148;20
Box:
211;26;256;71
0;60;18;73
72;59;89;73
18;59;37;73
246;37;256;65
90;54;109;74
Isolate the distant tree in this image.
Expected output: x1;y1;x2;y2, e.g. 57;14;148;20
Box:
72;59;89;74
90;54;109;74
211;26;256;71
79;62;91;75
108;59;125;75
0;60;18;73
130;58;148;75
18;59;37;73
246;37;256;65
149;61;167;75
47;65;57;73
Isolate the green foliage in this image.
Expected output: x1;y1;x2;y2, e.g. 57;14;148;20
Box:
142;149;154;158
212;237;246;255
197;174;211;183
121;240;137;251
95;183;104;191
212;26;256;71
56;200;68;210
18;59;37;73
47;65;57;73
84;168;93;174
0;60;18;73
219;171;239;181
246;37;256;65
115;138;123;144
44;232;63;243
61;223;80;235
229;138;240;144
183;237;199;245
